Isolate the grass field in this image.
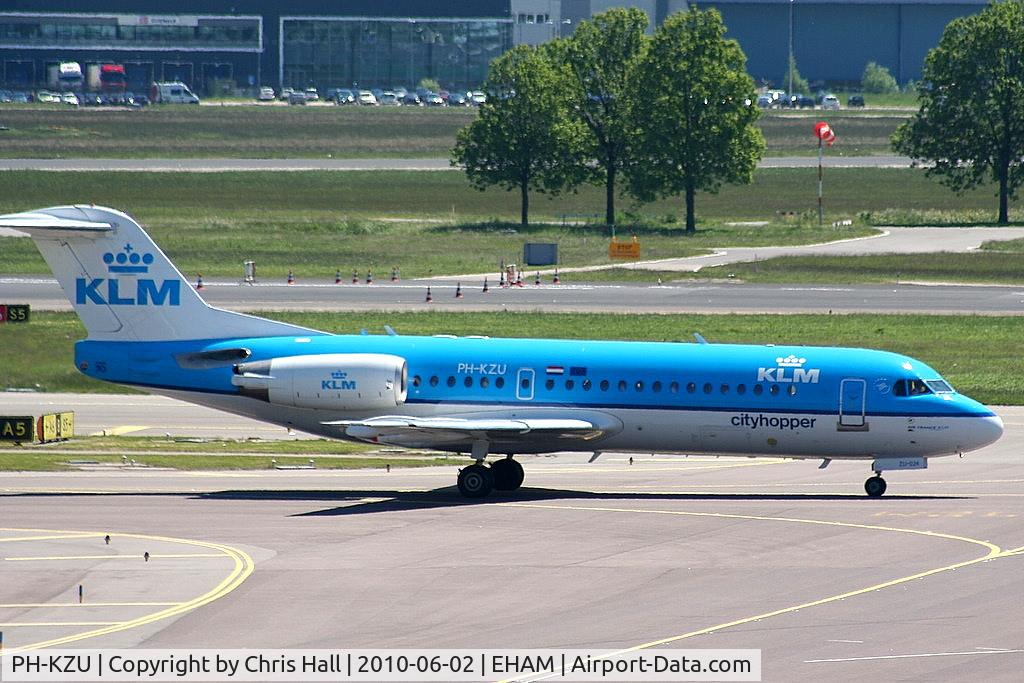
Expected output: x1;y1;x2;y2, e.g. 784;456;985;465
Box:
3;311;1022;405
0;105;903;158
0;168;912;277
0;445;452;472
660;252;1024;285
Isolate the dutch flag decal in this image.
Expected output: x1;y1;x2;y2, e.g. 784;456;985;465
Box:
546;366;564;375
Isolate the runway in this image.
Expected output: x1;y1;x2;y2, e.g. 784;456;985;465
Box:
0;156;914;172
1;408;1022;679
5;277;1024;315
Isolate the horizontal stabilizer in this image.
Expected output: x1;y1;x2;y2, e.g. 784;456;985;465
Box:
0;210;113;238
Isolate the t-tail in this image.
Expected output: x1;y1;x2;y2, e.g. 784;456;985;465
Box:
0;205;320;341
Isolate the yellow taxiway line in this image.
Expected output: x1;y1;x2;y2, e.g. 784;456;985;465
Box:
0;527;254;655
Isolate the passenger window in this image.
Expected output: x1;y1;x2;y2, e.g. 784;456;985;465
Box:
769;384;780;395
635;381;643;392
520;377;530;389
464;376;473;388
736;384;746;395
545;379;555;390
670;381;679;393
480;377;489;388
618;380;627;392
429;376;439;387
566;379;574;390
583;379;592;390
600;379;609;391
788;385;797;396
447;376;456;387
652;381;662;393
720;384;729;394
495;377;505;388
703;383;713;394
687;382;696;394
412;375;421;387
753;384;763;396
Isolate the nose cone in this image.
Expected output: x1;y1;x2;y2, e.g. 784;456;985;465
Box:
965;414;1004;451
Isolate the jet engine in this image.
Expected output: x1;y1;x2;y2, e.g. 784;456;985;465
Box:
231;353;407;410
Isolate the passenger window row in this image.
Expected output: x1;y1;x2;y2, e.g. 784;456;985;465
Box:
411;374;797;397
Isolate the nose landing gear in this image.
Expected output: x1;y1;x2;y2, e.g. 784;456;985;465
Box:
864;473;887;498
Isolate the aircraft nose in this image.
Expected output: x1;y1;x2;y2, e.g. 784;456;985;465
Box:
966;414;1004;451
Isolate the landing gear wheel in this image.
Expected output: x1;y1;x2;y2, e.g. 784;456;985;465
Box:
457;463;494;498
864;475;887;498
491;457;525;491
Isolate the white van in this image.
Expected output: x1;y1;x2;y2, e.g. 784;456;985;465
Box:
150;82;200;104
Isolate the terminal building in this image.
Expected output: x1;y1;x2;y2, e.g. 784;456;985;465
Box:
0;1;990;94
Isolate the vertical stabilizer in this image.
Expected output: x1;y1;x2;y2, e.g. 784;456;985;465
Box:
0;205;322;341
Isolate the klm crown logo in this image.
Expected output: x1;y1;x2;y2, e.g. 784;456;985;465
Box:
330;370;347;379
75;243;180;307
776;355;806;368
103;244;155;274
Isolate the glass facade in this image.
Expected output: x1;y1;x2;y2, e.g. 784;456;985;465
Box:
0;14;261;51
281;18;512;91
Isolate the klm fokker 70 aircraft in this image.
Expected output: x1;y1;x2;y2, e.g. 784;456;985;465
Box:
1;206;1004;497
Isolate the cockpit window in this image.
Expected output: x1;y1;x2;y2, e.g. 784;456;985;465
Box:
925;379;954;394
893;379;932;397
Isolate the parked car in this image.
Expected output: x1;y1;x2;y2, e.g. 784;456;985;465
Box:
11;90;31;103
402;92;422;106
448;91;469;106
422;91;445;106
36;90;60;103
789;93;815;108
257;86;275;101
303;87;319;101
378;92;400;106
821;94;840;110
287;91;307;105
470;91;487;106
357;90;378;105
333;88;355;105
392;86;409;99
279;87;294;101
61;92;79;106
847;94;865;107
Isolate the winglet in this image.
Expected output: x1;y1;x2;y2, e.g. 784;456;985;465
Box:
694;332;708;345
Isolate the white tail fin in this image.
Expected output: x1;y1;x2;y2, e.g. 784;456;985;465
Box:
0;205;322;341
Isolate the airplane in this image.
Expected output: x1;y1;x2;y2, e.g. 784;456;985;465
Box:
0;205;1004;498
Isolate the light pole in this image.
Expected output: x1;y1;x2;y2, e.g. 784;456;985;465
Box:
788;0;794;95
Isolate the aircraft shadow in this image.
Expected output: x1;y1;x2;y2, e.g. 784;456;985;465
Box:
191;486;966;516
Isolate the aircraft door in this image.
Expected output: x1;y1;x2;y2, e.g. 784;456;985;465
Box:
516;368;535;400
839;378;867;429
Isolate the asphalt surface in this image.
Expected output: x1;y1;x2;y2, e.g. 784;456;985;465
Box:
0;156;914;172
5;277;1024;315
0;404;1021;680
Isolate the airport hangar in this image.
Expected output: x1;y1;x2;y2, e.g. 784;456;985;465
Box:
0;0;988;95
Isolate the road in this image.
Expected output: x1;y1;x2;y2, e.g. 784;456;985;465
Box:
0;403;1020;680
0;156;914;172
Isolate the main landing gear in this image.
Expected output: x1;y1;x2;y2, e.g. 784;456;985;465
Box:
864;472;887;498
456;455;524;498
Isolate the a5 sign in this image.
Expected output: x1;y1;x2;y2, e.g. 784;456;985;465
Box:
0;304;30;323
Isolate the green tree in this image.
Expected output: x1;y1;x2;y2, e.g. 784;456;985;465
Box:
562;7;650;225
892;0;1024;224
782;54;809;95
861;61;898;94
451;45;587;225
626;8;765;233
418;77;441;93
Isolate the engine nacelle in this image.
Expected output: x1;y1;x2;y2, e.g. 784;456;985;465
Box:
231;353;407;410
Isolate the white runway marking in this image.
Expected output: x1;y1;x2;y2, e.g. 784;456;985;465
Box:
806;648;1024;663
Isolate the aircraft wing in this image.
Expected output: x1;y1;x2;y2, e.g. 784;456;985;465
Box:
323;415;611;449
